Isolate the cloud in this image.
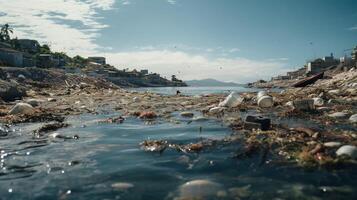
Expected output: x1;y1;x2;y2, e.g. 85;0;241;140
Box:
105;50;289;83
0;0;289;83
122;0;131;5
167;0;176;5
0;0;115;55
229;48;240;53
348;25;357;30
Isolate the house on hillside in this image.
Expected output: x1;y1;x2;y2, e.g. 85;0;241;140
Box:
0;48;23;67
306;53;339;74
17;39;40;53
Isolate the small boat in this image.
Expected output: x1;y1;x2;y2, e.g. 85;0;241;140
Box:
292;72;324;87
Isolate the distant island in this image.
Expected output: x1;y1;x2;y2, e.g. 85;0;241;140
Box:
185;78;245;87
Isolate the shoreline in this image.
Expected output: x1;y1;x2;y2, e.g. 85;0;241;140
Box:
0;66;356;169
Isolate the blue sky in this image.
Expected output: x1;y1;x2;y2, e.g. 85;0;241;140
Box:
0;0;356;82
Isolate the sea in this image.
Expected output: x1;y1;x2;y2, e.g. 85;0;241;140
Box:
0;86;356;199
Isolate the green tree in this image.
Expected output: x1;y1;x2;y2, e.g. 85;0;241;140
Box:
0;24;13;42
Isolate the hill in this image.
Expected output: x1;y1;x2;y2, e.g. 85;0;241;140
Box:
185;78;244;87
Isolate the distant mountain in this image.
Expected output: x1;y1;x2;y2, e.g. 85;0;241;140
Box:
185;78;245;87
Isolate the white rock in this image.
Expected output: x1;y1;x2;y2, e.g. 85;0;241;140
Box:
218;92;243;108
8;103;35;115
328;112;348;118
180;111;194;118
323;142;342;148
111;182;134;191
328;89;341;95
178;180;221;199
133;96;139;102
312;97;324;107
336;145;357;159
47;98;56;102
349;114;357;123
209;106;225;114
193;116;209;121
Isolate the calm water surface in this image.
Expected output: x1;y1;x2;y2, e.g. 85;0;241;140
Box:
0;87;356;199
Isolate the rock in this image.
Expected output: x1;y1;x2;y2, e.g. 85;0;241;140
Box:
323;142;342;148
243;115;271;131
18;74;26;79
180;111;194;118
292;99;314;111
316;107;331;112
192;116;209;121
139;111;157;119
312;97;324;107
8;103;35;115
209;106;225;114
328;89;341;95
111;182;134;191
218;92;243;108
133;96;139;102
0;80;26;101
178;180;221;199
336;145;357;159
328;112;348;118
47;98;56;102
25;99;44;107
349;114;357;123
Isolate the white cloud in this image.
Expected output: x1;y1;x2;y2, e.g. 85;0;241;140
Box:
167;0;176;5
348;25;357;30
122;0;131;5
0;0;115;55
0;0;289;83
229;48;240;53
106;50;289;83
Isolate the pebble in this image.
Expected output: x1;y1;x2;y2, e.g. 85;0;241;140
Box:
209;106;225;114
336;145;357;159
328;112;348;118
47;98;56;102
8;103;35;115
323;142;342;148
111;182;134;191
328;89;341;95
180;111;194;118
178;179;221;199
192;116;209;121
349;114;357;123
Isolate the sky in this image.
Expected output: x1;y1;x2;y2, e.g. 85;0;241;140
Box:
0;0;356;83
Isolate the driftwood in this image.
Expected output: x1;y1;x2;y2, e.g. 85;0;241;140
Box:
292;72;324;87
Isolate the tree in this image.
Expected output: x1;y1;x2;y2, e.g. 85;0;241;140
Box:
0;24;13;42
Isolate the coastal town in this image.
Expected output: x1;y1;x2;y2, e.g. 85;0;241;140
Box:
249;46;357;88
0;24;186;88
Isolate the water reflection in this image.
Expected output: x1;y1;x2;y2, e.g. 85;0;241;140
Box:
0;113;356;199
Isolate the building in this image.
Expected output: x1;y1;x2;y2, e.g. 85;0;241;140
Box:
88;57;106;65
17;39;40;53
140;69;149;75
352;46;357;61
37;54;53;68
287;67;306;79
0;48;23;67
306;54;339;74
